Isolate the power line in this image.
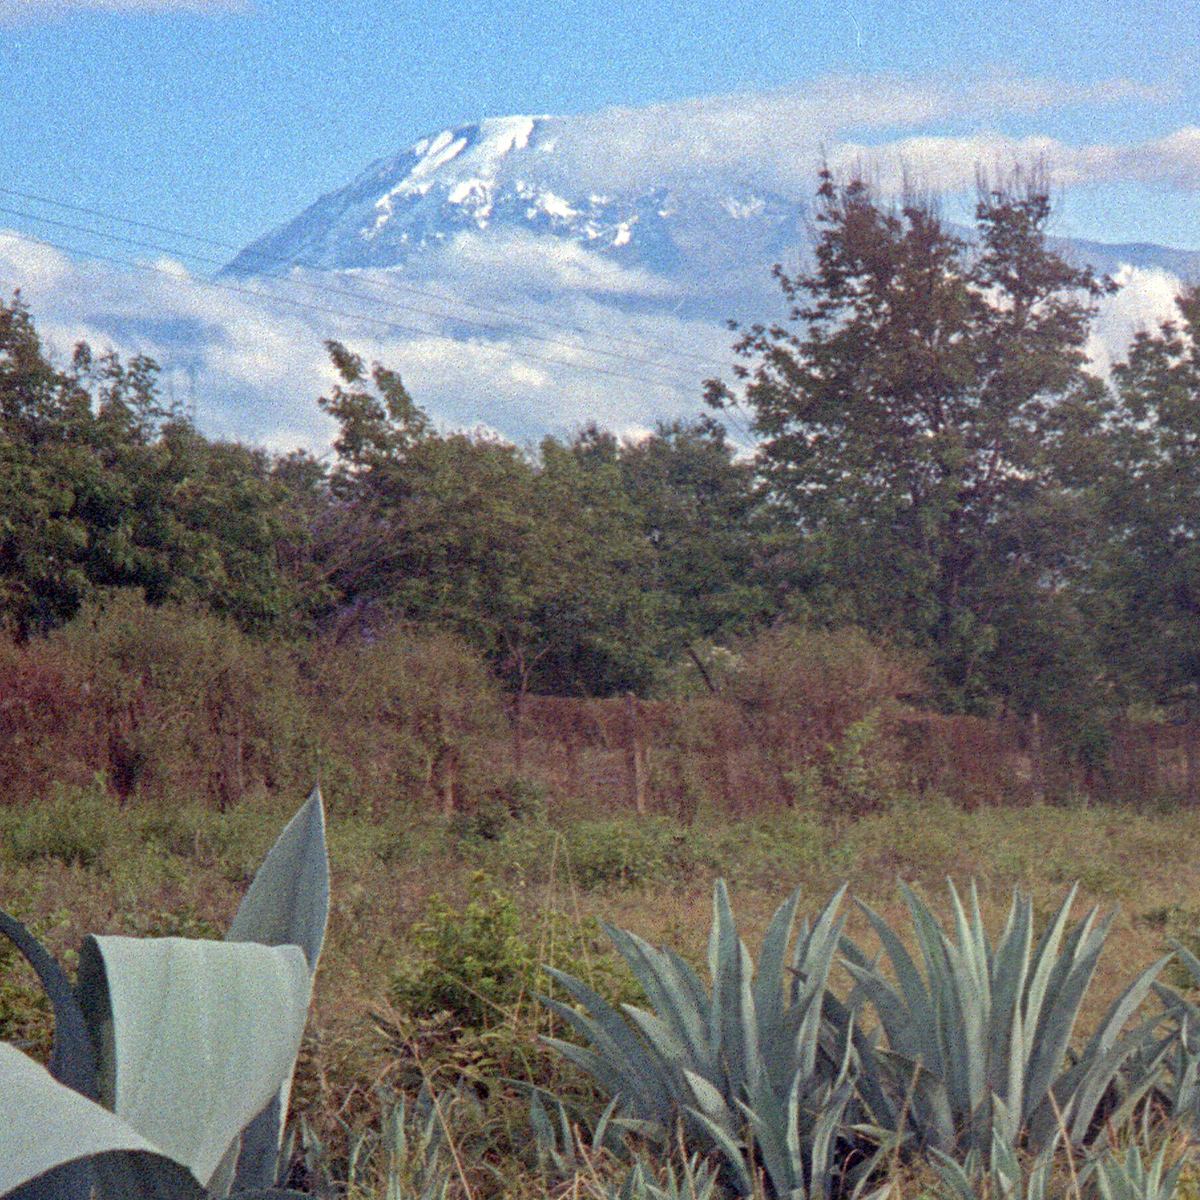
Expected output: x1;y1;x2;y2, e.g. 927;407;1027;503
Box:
0;224;720;394
0;186;733;378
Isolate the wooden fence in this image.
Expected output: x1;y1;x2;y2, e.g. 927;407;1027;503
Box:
506;694;1200;816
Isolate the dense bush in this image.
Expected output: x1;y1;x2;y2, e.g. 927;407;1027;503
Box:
0;591;505;815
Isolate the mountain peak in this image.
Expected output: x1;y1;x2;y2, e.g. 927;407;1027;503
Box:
218;113;808;283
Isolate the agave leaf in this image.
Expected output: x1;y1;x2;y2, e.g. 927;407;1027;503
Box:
621;1006;690;1078
602;922;716;1079
1093;1139;1186;1200
750;885;804;1048
660;946;712;1020
0;913;98;1103
227;785;330;970
0;915;102;1200
854;899;939;1072
683;1067;739;1136
714;936;760;1100
787;887;849;1084
708;881;759;1098
684;1107;755;1199
1027;956;1168;1151
0;1043;201;1197
739;1090;801;1200
934;884;990;1128
90;1152;209;1200
928;1146;976;1200
1019;886;1079;1051
223;787;328;1192
1169;938;1200;988
1023;898;1110;1103
74;935;311;1187
540;971;677;1122
990;893;1033;1116
874;1049;958;1154
808;1076;855;1200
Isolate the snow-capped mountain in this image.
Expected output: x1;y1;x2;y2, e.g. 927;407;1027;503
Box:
218;115;814;324
220;114;1200;332
10;113;1198;456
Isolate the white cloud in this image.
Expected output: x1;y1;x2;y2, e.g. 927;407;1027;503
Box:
0;228;729;453
546;74;1179;198
436;229;680;300
3;219;1191;457
1087;265;1187;376
3;72;1197;452
826;128;1200;197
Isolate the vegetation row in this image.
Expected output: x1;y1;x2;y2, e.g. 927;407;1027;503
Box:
4;167;1200;780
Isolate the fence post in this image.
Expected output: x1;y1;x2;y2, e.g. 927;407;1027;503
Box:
623;692;649;816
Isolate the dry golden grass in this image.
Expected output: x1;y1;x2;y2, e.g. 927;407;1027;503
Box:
5;776;1200;1196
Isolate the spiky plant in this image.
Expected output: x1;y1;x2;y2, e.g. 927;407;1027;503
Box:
0;786;329;1200
539;880;863;1200
840;880;1168;1161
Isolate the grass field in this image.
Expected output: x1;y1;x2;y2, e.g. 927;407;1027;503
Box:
5;767;1200;1197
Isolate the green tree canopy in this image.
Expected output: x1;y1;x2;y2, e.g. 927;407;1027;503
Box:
315;343;662;694
1103;282;1200;707
0;294;305;638
706;170;1117;716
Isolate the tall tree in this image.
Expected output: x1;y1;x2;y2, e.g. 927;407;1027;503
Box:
1104;283;1200;708
706;169;1116;715
0;295;305;638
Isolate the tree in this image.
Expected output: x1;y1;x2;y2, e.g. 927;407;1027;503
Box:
1104;283;1200;708
315;343;660;694
527;430;661;695
706;169;1116;716
0;294;306;638
612;418;775;646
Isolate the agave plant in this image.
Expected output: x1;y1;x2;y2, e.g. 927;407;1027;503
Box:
929;1099;1062;1200
1143;938;1200;1134
0;785;329;1200
1088;1136;1189;1200
539;879;864;1200
840;880;1168;1161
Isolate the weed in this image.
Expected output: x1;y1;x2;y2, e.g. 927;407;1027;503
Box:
391;873;538;1029
0;780;118;867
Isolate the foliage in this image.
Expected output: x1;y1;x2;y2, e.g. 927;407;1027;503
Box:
315;344;665;697
601;417;774;649
48;590;315;807
0;295;310;640
706;169;1115;718
1104;282;1200;709
391;875;539;1030
0;786;328;1199
540;879;863;1199
841;881;1168;1160
390;872;636;1043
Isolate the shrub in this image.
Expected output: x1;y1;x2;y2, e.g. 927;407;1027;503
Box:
47;589;313;808
391;874;537;1029
300;624;504;818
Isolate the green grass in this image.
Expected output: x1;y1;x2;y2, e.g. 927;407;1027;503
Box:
4;783;1200;1197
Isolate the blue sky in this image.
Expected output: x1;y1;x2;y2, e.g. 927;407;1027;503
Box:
5;0;1198;252
1;0;1198;451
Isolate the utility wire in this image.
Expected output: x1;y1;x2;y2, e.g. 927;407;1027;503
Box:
0;224;719;393
0;186;733;377
0;188;758;443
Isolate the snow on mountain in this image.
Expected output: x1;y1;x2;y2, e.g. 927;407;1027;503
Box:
107;113;1192;448
221;114;1200;335
218;115;812;323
